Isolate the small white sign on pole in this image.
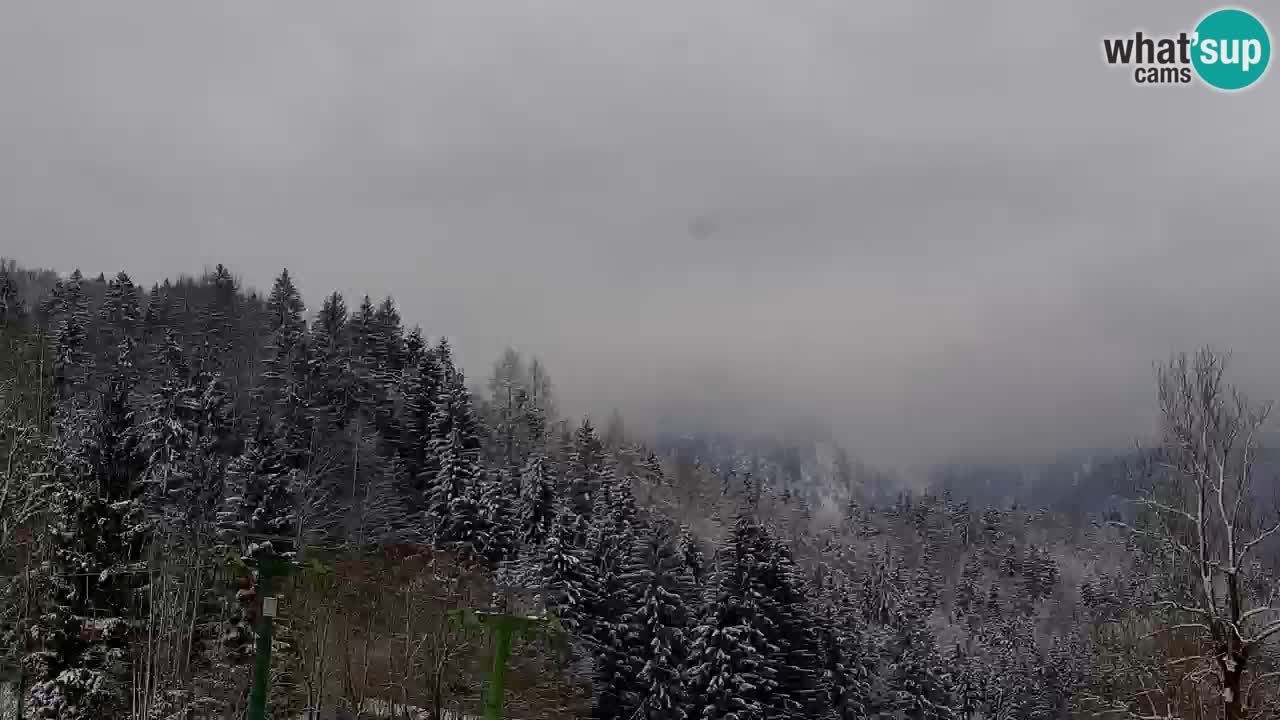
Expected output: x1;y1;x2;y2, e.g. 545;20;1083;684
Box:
262;596;278;618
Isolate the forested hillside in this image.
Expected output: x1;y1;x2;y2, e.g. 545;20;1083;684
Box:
3;261;1280;719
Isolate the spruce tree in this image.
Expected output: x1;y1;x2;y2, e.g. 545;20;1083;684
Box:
225;419;294;560
29;418;129;720
516;453;558;549
98;272;140;366
307;291;355;435
480;466;518;562
874;603;955;719
0;268;21;324
565;419;606;544
623;523;692;720
404;326;425;369
139;328;199;524
538;500;599;643
677;524;707;586
684;516;781;720
28;342;145;720
199;263;239;358
584;461;640;720
49;271;91;406
815;580;873;720
400;340;445;508
259;268;310;466
757;534;824;719
360;297;405;452
426;357;487;554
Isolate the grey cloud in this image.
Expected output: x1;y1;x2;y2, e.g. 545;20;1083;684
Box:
3;0;1279;467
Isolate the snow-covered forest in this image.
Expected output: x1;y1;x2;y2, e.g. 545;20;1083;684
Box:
3;259;1280;719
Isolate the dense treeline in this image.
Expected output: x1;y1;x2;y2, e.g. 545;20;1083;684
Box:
2;261;1280;719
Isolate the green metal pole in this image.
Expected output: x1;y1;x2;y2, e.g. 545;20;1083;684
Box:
247;558;278;720
484;616;515;720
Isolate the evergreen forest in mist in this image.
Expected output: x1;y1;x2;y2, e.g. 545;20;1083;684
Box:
3;258;1280;719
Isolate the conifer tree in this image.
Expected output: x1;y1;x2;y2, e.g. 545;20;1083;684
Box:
28;340;145;720
307;291;355;434
487;348;549;472
139;328;199;523
516;453;558;549
404;326;425;369
349;296;405;454
400;340;444;508
815;580;873;720
49;271;91;406
623;523;693;720
565;419;606;544
677;524;706;587
224;419;294;560
685;516;781;720
29;418;130;720
480;466;518;561
0;268;21;324
255;270;312;476
426;355;487;554
538;500;598;642
873;602;956;719
141;329;236;533
583;461;640;719
200;263;239;356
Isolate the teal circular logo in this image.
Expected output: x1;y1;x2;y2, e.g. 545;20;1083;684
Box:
1192;9;1270;90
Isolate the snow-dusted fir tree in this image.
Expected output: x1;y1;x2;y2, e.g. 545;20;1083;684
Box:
588;456;638;577
756;533;825;719
479;465;518;562
404;325;425;369
258;268;310;467
0;267;21;324
139;328;199;524
537;499;599;643
97;272;141;369
814;578;873;720
28;415;128;720
684;515;782;720
433;423;485;553
28;340;145;720
223;418;294;560
346;295;378;413
426;356;487;554
584;460;641;719
354;297;405;454
564;419;607;545
873;603;955;719
48;270;91;406
622;522;693;720
677;524;706;587
516;452;558;550
400;338;446;508
306;291;356;435
197;263;239;358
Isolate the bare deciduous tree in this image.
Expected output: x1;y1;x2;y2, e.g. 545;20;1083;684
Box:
1110;348;1280;719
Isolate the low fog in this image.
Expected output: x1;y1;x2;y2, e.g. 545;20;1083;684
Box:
3;1;1278;467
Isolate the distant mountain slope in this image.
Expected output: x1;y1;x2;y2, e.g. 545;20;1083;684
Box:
652;427;896;515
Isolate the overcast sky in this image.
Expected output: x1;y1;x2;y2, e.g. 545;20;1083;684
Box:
2;1;1278;467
